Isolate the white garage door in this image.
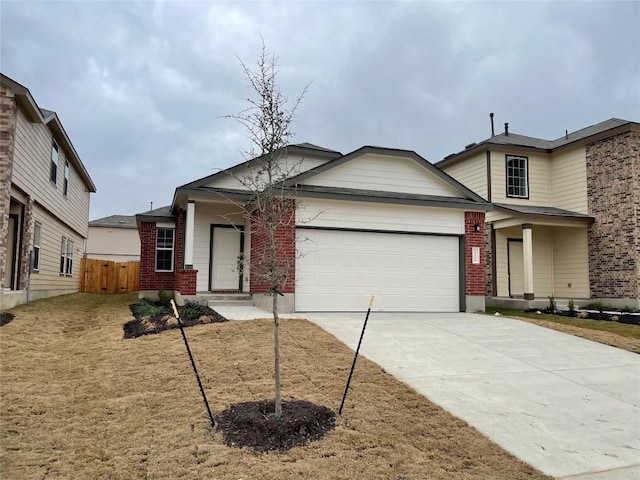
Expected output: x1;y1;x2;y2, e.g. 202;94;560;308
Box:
295;229;460;312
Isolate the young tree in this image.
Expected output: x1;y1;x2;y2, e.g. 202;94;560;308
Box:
228;43;308;419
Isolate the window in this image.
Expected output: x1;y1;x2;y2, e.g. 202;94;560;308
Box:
51;142;59;184
60;237;74;276
60;237;67;275
63;160;70;197
506;155;528;198
155;228;175;272
33;222;41;272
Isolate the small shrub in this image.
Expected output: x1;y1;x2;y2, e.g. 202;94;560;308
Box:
131;298;166;318
166;317;179;327
179;301;209;319
610;315;619;322
577;311;589;319
592;301;606;314
568;299;575;313
547;295;556;313
157;288;172;307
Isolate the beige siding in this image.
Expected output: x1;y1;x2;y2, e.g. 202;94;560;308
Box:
208;155;330;189
441;152;488;199
304;153;460;197
494;225;554;297
553;227;589;298
11;108;91;238
298;198;464;235
29;204;83;292
86;226;140;261
192;203;245;291
490;149;551;206
550;146;588;214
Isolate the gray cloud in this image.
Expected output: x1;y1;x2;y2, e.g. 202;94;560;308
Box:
1;1;638;219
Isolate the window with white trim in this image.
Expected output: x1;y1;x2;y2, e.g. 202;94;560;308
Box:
33;222;41;272
60;237;74;276
60;237;67;275
63;160;70;197
51;142;59;184
155;228;174;272
506;155;528;198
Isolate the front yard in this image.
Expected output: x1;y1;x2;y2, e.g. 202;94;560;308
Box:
0;293;549;479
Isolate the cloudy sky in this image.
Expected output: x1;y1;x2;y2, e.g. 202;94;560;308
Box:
2;1;638;220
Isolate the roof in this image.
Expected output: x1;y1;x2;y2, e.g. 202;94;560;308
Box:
437;117;639;167
89;215;137;229
178;143;343;191
286;145;488;204
0;73;97;193
135;205;174;222
493;203;594;222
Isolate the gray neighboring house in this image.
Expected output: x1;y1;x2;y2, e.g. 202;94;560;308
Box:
86;215;140;262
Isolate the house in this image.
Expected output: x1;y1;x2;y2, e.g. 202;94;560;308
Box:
437;118;639;309
0;73;96;309
86;215;140;262
136;143;490;312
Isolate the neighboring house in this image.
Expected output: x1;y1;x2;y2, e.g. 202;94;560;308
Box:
438;118;639;309
0;73;96;309
136;143;490;313
86;215;140;262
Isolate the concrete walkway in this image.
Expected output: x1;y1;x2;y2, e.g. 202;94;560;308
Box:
303;312;640;480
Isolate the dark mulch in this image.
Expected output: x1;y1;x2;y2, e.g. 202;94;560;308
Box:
0;312;15;327
216;399;336;452
123;308;227;339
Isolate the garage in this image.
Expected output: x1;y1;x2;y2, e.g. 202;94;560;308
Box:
295;228;461;312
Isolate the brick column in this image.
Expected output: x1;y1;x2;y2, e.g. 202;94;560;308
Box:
0;85;17;291
464;211;486;312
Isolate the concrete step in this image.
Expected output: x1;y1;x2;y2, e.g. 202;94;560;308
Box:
207;294;253;307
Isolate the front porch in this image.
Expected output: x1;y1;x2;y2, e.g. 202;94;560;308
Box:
486;204;594;307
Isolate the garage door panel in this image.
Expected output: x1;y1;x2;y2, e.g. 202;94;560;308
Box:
296;229;460;312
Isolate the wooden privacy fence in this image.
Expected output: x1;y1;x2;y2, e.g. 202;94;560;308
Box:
80;258;140;294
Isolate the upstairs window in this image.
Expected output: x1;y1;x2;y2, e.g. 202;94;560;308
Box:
60;237;67;275
63;161;70;197
33;222;42;272
506;155;528;198
51;142;59;184
155;228;175;272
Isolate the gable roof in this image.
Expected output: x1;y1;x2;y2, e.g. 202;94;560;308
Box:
286;145;487;203
89;215;137;229
0;73;97;193
135;205;175;223
437;117;639;168
179;143;342;190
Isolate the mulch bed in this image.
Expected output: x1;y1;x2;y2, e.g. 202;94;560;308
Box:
217;399;336;452
123;307;227;339
0;312;15;327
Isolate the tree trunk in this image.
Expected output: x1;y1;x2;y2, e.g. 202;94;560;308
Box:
273;291;282;419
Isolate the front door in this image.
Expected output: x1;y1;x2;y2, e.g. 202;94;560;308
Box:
210;226;243;290
508;239;524;297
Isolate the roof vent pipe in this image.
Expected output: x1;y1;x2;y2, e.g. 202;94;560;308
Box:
504;122;509;136
150;201;153;211
490;112;495;137
565;129;568;140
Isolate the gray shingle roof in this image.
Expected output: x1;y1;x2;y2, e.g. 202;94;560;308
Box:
89;215;138;228
136;205;173;218
494;203;593;220
439;118;637;165
291;142;341;153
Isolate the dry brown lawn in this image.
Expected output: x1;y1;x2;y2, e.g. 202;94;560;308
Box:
1;293;550;479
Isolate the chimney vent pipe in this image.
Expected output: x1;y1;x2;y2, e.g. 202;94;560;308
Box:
504;122;509;136
490;112;495;137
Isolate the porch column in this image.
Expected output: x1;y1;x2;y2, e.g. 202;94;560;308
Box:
184;201;195;268
522;223;534;300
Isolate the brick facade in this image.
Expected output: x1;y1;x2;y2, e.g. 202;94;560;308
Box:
139;210;198;295
18;197;34;289
0;85;17;290
464;211;486;296
586;131;639;301
250;200;296;294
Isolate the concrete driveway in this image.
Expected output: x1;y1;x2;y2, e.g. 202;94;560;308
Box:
306;312;640;480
